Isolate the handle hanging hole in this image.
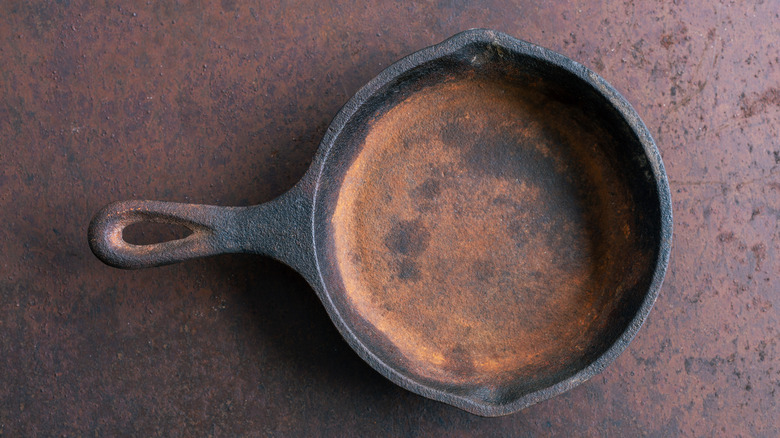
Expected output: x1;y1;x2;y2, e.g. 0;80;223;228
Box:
122;222;194;245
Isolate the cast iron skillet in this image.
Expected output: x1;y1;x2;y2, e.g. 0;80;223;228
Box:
89;29;672;416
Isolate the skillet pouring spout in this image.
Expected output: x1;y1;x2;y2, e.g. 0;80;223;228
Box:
88;29;672;416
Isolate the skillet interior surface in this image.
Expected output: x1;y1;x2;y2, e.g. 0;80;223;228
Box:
313;40;663;409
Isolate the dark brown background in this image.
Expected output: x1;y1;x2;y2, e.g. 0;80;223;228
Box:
1;1;778;436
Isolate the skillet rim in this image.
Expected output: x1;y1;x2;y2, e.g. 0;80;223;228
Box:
307;28;673;416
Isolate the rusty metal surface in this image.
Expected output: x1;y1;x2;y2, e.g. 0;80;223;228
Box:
330;75;636;393
0;0;777;435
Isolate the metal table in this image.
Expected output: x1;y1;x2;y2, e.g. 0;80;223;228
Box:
1;1;777;435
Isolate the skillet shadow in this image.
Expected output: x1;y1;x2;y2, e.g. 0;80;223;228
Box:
214;254;411;398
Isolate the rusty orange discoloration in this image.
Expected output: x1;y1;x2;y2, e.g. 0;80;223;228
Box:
331;75;649;390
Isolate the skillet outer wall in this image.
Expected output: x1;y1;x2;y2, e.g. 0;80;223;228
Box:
304;29;673;416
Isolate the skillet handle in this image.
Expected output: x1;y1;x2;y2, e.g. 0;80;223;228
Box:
88;200;242;269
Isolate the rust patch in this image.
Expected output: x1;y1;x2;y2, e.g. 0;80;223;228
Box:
384;218;431;257
329;75;650;392
741;87;780;118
